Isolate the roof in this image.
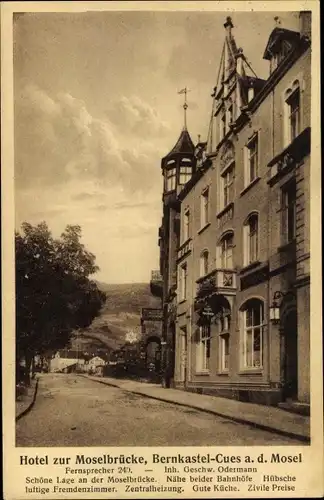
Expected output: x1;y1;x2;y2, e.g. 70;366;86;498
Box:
57;349;82;359
163;128;195;161
263;27;300;60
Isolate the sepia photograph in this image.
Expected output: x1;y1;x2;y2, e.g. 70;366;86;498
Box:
12;7;313;450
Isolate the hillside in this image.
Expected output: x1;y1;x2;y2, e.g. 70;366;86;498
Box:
70;282;161;353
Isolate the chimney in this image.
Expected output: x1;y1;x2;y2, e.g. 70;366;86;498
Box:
299;11;311;40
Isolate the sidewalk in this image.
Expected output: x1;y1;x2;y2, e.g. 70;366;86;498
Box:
83;375;310;443
16;377;39;421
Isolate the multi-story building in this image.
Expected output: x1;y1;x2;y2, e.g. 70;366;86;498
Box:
155;12;311;406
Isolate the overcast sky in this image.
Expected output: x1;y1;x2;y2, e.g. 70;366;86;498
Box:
14;8;300;284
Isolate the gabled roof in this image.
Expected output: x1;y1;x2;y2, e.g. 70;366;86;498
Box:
163;128;195;162
263;27;300;60
57;349;82;359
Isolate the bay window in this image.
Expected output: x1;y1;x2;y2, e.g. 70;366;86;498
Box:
166;168;176;191
179;165;192;185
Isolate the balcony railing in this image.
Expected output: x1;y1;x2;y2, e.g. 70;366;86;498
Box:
196;268;237;300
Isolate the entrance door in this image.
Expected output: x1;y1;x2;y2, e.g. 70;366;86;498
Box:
283;310;298;400
179;328;187;384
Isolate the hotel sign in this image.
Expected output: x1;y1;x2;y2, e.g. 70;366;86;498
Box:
201;305;214;317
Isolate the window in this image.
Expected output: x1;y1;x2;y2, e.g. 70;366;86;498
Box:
282;183;296;243
200;250;209;277
221;164;234;208
285;84;300;144
287;88;300;141
244;213;259;265
196;323;211;372
200;188;209;228
183;210;190;241
220;233;234;269
179;165;192;185
220;333;230;372
271;41;292;72
216;306;231;372
166;168;176;191
220;109;226;141
228;102;235;126
245;134;259;185
241;299;264;369
179;263;187;301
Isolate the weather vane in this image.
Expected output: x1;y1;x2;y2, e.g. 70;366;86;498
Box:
178;87;191;129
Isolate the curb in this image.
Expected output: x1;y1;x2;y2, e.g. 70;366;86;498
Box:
16;378;39;421
80;375;310;444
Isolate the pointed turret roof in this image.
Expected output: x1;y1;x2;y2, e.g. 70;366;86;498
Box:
162;128;195;165
168;128;195;156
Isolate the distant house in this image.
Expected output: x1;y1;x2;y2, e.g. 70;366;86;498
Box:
50;349;86;373
86;355;107;374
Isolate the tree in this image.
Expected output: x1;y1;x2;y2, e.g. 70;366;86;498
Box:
16;222;106;384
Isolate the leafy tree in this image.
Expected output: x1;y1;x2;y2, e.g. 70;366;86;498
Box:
16;222;106;384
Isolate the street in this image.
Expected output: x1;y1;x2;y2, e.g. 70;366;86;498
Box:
16;374;300;446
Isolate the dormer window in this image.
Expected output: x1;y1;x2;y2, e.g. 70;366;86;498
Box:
271;40;292;72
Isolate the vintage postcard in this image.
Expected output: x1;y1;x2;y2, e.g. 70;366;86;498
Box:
2;0;323;498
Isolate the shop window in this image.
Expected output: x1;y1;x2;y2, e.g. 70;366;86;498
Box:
196;323;211;372
240;299;264;369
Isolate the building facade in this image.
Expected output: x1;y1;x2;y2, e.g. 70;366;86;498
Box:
156;13;311;405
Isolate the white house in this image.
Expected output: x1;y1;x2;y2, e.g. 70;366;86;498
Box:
50;350;85;373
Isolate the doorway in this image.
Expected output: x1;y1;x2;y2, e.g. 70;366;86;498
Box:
283;310;298;400
179;327;187;385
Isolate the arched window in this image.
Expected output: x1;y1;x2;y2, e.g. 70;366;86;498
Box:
240;299;264;369
219;232;234;269
200;250;209;277
243;213;259;266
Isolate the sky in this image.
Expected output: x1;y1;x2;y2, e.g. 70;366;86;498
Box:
14;8;300;284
